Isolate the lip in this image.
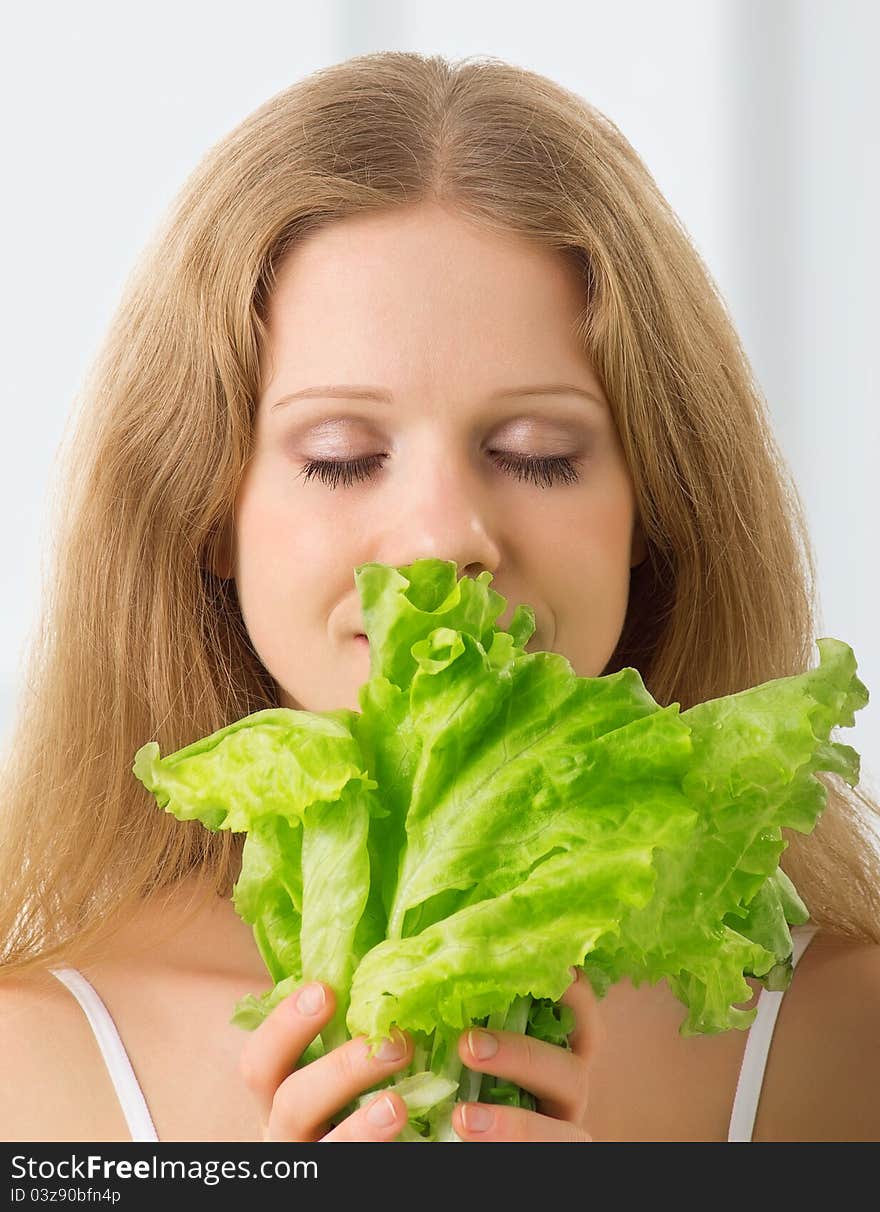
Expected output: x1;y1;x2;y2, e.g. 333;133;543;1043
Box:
353;633;369;645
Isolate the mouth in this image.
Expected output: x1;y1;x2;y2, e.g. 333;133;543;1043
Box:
354;633;369;646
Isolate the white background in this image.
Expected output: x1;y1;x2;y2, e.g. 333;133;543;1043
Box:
2;1;877;814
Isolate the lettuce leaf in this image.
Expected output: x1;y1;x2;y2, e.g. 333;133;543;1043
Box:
133;557;869;1136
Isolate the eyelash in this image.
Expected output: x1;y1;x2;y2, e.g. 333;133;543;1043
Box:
298;452;582;491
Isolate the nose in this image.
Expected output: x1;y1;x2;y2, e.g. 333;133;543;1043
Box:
372;445;503;581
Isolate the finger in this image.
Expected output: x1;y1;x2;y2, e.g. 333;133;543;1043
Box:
452;1101;592;1143
269;1029;414;1141
320;1088;409;1142
459;1023;589;1121
457;969;602;1121
560;966;606;1062
239;981;337;1127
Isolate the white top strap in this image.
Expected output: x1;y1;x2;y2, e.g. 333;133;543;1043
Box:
727;923;820;1142
48;965;159;1143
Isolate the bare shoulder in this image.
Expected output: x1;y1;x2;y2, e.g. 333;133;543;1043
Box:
755;929;880;1142
0;971;130;1142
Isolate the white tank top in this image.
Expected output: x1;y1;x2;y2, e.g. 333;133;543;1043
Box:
727;921;819;1140
48;921;819;1142
47;965;159;1142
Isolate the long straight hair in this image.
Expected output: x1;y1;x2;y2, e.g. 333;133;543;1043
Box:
2;50;878;978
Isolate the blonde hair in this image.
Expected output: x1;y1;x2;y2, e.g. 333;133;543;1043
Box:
2;50;879;980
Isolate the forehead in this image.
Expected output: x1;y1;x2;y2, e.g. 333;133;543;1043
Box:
261;205;597;399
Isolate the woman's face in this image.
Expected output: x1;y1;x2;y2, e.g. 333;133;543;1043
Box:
228;201;646;713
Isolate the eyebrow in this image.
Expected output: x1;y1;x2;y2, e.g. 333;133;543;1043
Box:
269;383;606;410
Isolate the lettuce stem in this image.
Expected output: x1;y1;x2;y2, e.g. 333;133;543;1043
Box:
478;996;532;1104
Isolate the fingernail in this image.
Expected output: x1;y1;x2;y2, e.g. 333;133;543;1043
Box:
376;1031;407;1062
295;983;325;1015
467;1028;498;1060
461;1103;494;1132
366;1093;398;1127
569;966;580;982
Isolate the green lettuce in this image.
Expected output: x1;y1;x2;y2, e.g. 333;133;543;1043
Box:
132;558;868;1140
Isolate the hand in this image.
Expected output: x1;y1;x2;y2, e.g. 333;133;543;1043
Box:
451;967;602;1142
239;980;414;1141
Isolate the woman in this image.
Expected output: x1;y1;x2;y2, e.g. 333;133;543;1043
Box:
1;51;879;1143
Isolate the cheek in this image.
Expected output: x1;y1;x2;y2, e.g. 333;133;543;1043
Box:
544;481;636;674
229;463;376;712
234;490;287;614
529;474;635;578
231;466;344;638
234;462;351;572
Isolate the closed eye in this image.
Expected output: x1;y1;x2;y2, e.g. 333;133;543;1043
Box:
298;451;582;490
